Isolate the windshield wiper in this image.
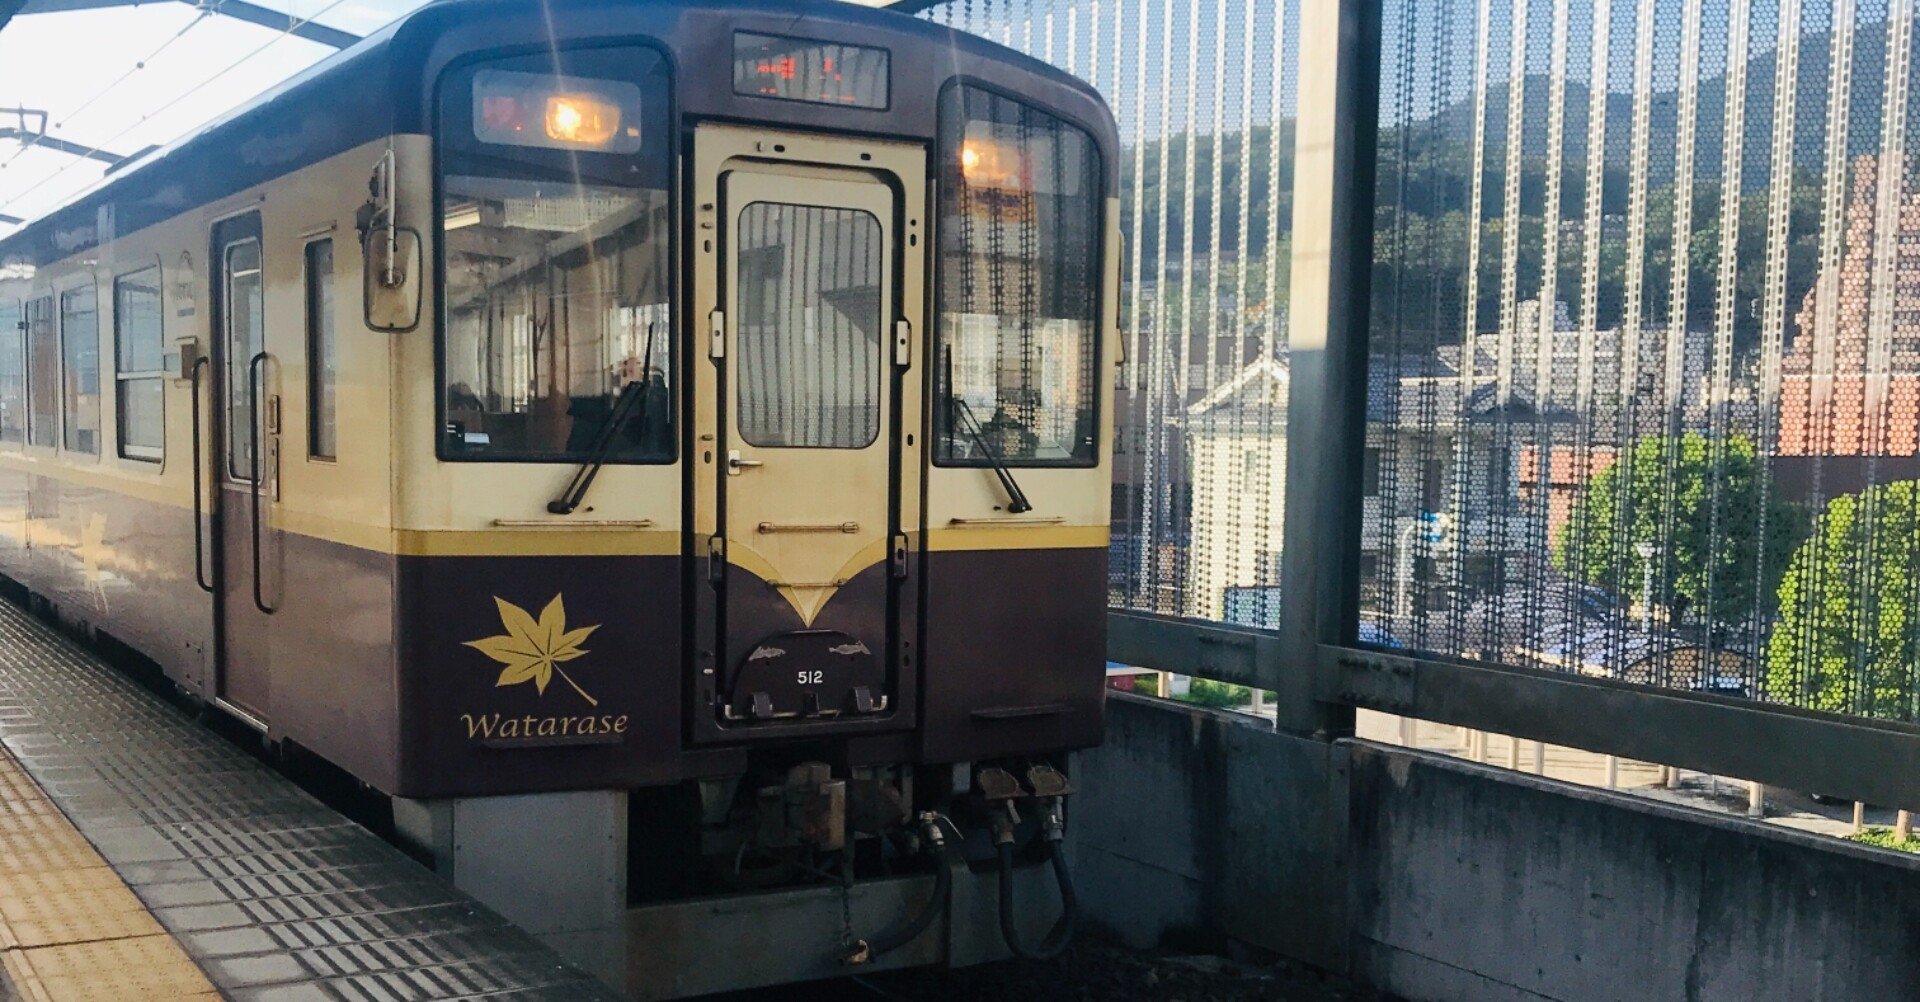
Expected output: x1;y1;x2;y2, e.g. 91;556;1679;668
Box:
945;347;1033;514
549;325;658;516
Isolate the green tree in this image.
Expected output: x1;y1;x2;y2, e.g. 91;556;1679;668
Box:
1553;433;1802;624
1765;481;1920;721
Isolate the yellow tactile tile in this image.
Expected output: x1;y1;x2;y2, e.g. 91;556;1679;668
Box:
0;867;128;904
0;749;216;1000
2;936;216;1001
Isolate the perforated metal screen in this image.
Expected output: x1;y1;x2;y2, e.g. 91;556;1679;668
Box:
917;0;1301;625
1372;0;1920;722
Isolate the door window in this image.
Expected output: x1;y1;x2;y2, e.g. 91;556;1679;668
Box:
0;298;20;444
735;202;884;449
59;285;100;456
224;239;264;480
24;296;55;448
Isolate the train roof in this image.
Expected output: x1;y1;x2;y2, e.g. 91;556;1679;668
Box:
0;0;1113;270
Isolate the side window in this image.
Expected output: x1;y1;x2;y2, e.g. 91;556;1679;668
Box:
934;85;1102;467
114;268;165;462
60;285;100;456
25;296;56;448
305;240;336;459
0;299;20;444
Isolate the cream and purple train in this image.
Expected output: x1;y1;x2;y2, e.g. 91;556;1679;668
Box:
0;0;1116;992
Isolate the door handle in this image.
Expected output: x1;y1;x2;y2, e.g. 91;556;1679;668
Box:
189;356;213;594
248;351;276;615
726;450;763;475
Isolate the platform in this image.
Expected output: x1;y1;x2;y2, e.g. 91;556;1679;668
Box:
0;599;622;1001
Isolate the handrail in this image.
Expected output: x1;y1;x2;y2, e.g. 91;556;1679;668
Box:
188;356;213;594
247;351;274;615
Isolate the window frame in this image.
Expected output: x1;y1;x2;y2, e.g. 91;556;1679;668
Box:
930;77;1108;471
304;238;337;461
430;38;681;466
57;280;101;458
112;262;167;464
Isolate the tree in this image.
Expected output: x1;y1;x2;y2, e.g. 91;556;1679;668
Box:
1553;433;1803;624
1765;481;1920;721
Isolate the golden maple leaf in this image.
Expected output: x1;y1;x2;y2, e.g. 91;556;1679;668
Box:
464;594;600;706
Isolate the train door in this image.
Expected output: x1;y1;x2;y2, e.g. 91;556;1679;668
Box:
691;127;925;737
209;213;273;725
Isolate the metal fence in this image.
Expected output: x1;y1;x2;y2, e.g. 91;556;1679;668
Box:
915;0;1302;626
1371;0;1920;725
903;0;1920;808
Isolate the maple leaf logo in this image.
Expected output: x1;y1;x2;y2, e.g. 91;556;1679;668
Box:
464;595;600;706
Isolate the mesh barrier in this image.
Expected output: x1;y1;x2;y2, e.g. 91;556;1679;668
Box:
918;0;1301;623
1372;0;1920;721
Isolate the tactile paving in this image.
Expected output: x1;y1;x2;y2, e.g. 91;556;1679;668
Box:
0;744;213;998
0;599;622;1000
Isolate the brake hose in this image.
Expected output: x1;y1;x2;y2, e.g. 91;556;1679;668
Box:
843;815;956;965
996;838;1078;961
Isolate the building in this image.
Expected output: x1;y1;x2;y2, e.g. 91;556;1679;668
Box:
1777;152;1920;500
1181;356;1288;623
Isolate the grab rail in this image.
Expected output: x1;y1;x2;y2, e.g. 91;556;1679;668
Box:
189;356;213;594
247;351;275;615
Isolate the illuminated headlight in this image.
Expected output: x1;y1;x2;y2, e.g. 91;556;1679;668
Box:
545;95;620;147
472;69;644;153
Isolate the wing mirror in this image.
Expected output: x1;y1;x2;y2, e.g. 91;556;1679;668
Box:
357;148;422;332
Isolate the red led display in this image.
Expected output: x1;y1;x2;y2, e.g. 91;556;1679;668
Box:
732;32;889;110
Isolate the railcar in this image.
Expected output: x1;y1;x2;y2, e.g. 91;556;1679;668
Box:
0;0;1116;993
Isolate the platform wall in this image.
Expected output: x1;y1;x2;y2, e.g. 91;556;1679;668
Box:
1074;692;1920;1001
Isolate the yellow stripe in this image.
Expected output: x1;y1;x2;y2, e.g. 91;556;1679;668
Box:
0;454;1107;558
926;524;1109;552
393;528;683;557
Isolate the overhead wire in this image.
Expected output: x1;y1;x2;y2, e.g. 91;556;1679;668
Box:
0;3;221;172
0;1;226;171
0;0;351;218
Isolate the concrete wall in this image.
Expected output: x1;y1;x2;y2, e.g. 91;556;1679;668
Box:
1075;692;1920;1001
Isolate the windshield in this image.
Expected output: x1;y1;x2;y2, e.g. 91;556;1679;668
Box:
934;85;1102;467
437;46;674;463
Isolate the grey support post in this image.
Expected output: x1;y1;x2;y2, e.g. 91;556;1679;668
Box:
395;792;629;989
1277;0;1382;738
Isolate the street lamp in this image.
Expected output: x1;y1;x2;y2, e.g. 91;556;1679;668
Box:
1634;540;1659;633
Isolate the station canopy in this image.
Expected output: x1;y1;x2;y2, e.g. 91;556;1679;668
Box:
0;0;889;234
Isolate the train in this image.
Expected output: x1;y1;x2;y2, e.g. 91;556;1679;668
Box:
0;0;1117;994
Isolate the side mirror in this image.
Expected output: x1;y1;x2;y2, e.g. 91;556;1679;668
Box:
364;228;421;332
358;148;421;332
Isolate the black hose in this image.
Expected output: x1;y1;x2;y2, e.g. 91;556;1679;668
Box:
842;842;954;965
996;839;1078;961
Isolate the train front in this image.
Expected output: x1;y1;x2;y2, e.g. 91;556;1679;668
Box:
378;0;1119;994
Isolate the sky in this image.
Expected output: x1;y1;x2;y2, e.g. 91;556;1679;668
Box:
0;0;432;235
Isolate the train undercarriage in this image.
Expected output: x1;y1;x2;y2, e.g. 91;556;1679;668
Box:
394;753;1080;998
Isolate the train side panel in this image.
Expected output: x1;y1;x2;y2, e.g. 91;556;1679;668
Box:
0;140;410;790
